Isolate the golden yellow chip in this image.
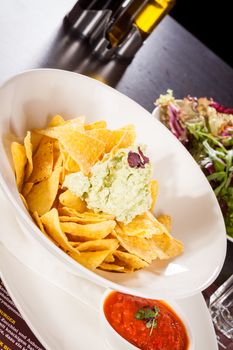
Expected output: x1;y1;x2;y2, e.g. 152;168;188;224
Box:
76;239;119;252
59;190;87;212
105;125;135;153
40;208;76;252
70;242;80;248
32;210;57;244
20;193;29;210
116;223;183;263
150;179;158;212
146;211;171;236
114;250;148;270
53;140;61;168
48;114;65;127
104;253;115;263
58;207;79;217
11;142;27;191
118;211;165;239
111;130;136;155
157;215;172;233
68;250;111;270
99;263;124;272
32;211;46;234
77;212;115;220
60;220;116;241
152;234;183;259
25;166;61;215
59;213;115;224
86;129;111;151
24;131;33;181
22;182;34;197
115;227;159;263
85;121;107;130
36;116;85;138
64;155;80;173
29;136;54;183
57;131;105;174
58;208;114;221
31;131;43;154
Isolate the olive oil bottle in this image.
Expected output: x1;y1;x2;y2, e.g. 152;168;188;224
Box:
107;0;149;47
135;0;175;40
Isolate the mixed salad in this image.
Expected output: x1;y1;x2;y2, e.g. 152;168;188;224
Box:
156;90;233;238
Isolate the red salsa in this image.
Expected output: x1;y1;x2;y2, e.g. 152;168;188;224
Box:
104;291;189;350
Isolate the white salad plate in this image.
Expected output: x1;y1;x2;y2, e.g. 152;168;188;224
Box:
0;189;218;350
0;69;227;299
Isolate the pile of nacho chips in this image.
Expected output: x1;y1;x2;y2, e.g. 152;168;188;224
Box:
11;115;183;272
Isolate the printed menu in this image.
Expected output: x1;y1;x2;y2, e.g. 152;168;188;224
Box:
1;278;232;350
0;280;44;350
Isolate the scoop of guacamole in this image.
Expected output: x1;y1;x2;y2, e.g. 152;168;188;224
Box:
63;146;152;224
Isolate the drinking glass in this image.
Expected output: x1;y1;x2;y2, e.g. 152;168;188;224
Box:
209;274;233;340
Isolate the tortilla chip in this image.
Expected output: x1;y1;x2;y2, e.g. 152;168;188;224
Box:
24;132;33;180
77;212;115;220
68;250;111;270
58;207;79;217
53;141;62;169
36;117;85;138
76;239;119;252
40;208;75;252
59;213;114;224
64;155;80;173
26;166;61;215
105;125;135;153
86;129;111;151
115;227;158;263
150;179;158;212
114;250;148;270
32;210;56;244
22;182;34;197
157;215;172;233
57;131;105;174
69;242;80;248
59;190;87;212
99;263;124;272
48;115;65;127
104;253;115;263
118;211;165;239
152;234;183;259
20;194;29;210
85;121;107;130
32;211;46;234
31;131;43;154
11;142;27;191
61;220;116;241
29;136;54;183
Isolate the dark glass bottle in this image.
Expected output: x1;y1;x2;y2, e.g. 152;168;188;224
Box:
65;0;126;27
106;0;149;47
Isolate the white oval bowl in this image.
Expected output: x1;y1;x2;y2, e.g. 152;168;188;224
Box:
0;69;227;299
100;289;194;350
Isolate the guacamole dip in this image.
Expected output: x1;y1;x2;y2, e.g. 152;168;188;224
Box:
63;146;152;223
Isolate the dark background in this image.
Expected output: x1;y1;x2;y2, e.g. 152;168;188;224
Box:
171;0;232;68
